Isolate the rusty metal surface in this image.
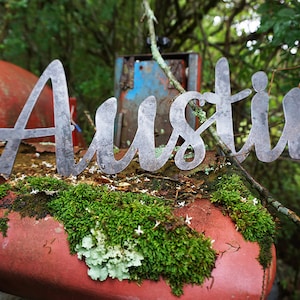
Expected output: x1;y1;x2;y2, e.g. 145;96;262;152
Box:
119;56;135;90
115;58;184;148
114;53;201;148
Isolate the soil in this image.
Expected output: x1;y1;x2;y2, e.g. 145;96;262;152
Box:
0;142;224;204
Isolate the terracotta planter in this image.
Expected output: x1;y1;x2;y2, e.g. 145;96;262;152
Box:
0;198;276;300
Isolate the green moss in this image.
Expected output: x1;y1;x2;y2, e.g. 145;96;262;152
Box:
0;183;11;199
14;176;69;195
0;215;9;237
210;173;276;268
2;176;217;296
48;183;216;297
0;176;70;236
7;176;68;220
12;193;53;219
0;183;12;237
6;173;276;295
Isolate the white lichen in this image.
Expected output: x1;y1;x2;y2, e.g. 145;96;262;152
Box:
75;228;144;282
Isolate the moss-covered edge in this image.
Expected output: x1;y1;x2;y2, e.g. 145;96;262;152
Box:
210;172;276;268
0;170;277;295
0;183;11;237
0;176;216;297
0;214;9;237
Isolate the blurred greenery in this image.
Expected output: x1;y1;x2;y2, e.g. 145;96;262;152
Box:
0;0;299;298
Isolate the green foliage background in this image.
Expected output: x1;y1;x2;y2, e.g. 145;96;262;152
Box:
0;0;299;298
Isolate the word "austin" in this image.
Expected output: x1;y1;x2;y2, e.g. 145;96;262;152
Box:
0;58;299;178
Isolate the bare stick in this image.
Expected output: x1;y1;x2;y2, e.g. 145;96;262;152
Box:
142;0;300;225
84;110;96;131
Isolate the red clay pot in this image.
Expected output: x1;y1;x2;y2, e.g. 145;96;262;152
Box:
0;198;276;300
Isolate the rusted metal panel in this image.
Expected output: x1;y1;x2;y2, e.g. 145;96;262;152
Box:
114;53;201;148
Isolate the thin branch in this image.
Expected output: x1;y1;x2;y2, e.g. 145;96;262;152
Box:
235;161;300;224
142;0;300;225
143;0;185;94
224;0;246;55
268;65;300;95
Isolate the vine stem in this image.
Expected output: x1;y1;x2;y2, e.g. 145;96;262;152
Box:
142;0;300;225
268;65;300;95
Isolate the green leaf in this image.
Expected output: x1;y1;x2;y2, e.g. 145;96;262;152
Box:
277;8;295;18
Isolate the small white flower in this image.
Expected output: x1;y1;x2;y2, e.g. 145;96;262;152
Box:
88;165;97;174
45;190;57;196
107;185;116;191
178;201;185;207
150;190;158;196
252;198;258;205
42;161;53;168
69;175;77;183
30;189;39;195
153;221;161;229
241;197;247;202
16;174;27;181
144;177;150;182
134;225;144;235
185;215;192;225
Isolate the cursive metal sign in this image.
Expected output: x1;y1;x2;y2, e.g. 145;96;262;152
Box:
0;58;299;178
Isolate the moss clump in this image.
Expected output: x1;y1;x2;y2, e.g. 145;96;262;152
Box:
48;183;216;297
8;176;69;220
1;183;12;237
0;215;9;237
14;176;69;195
210;173;276;268
12;193;53;219
0;183;11;199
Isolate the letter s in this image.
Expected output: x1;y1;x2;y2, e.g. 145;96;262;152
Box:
169;91;206;170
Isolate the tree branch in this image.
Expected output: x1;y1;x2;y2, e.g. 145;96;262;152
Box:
142;0;185;94
142;0;300;225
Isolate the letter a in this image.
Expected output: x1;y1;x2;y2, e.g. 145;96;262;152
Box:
0;60;74;178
